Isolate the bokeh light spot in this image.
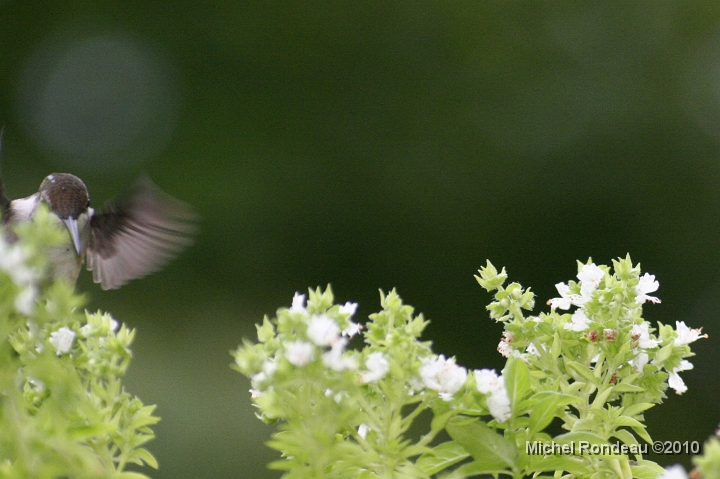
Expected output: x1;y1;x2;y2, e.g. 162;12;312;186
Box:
16;32;178;171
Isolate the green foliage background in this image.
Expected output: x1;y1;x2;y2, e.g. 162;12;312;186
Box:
1;3;719;478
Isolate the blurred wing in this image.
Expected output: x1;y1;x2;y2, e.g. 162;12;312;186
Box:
86;177;198;290
0;127;11;222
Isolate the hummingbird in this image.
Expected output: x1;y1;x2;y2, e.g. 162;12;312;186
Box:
0;172;197;290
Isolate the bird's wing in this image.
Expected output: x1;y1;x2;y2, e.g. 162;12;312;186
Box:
0;128;12;223
6;194;39;224
86;177;197;290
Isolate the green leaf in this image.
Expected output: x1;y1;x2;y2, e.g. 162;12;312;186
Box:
521;392;579;414
612;429;639;447
528;394;561;436
505;356;530;407
632;461;667;479
590;387;614;410
528;454;590;475
565;361;598;385
655;343;673;363
551;333;561;359
450;460;513;478
430;409;458;435
613;416;645;429
416;441;470;475
622;402;654;417
475;261;508;291
554;431;608;446
632;424;653;444
115;473;153;479
256;316;275;343
613;383;644;393
133;448;159;469
447;418;516;471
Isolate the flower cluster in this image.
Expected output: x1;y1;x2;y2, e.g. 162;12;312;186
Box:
246;291;365;401
0;209;158;479
474;369;511;422
543;261;705;394
0;235;40;315
236;256;708;479
234;287;478;477
420;355;467;401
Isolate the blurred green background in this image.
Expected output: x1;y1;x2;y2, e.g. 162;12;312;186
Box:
1;2;719;477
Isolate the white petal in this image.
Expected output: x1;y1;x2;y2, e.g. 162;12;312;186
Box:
339;302;358;317
360;352;389;383
577;264;604;290
486;389;511;423
49;327;76;355
564;310;591;332
342;321;362;338
420;355;467;400
284;340;314;367
659;465;688;479
674;321;707;346
668;371;688;394
475;369;501;394
290;293;307;313
306;315;340;346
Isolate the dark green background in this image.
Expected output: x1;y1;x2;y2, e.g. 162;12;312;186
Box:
1;2;718;477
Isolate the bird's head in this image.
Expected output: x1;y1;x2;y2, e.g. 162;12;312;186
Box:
39;173;90;255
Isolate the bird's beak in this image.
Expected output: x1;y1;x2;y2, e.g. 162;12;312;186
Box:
62;217;83;255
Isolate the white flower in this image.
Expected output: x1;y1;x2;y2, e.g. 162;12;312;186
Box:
668;360;694;395
339;302;358;317
497;332;514;357
474;369;511;422
324;389;344;403
497;339;513;357
636;273;661;304
28;377;45;393
251;371;268;389
630;352;649;373
14;286;37;316
659;464;688;479
322;339;358;371
262;358;278;377
0;240;37;286
252;358;278;388
81;318;119;337
49;327;75;355
674;321;708;346
631;323;658;349
406;375;425;395
284;340;314;367
360;352;389;383
306;315;340;346
475;369;502;394
80;323;94;337
564;309;591;332
342;321;361;338
420;355;467;401
577;263;604;298
525;343;540;356
486;384;512;423
290;293;307;313
358;423;370;439
548;282;584;310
